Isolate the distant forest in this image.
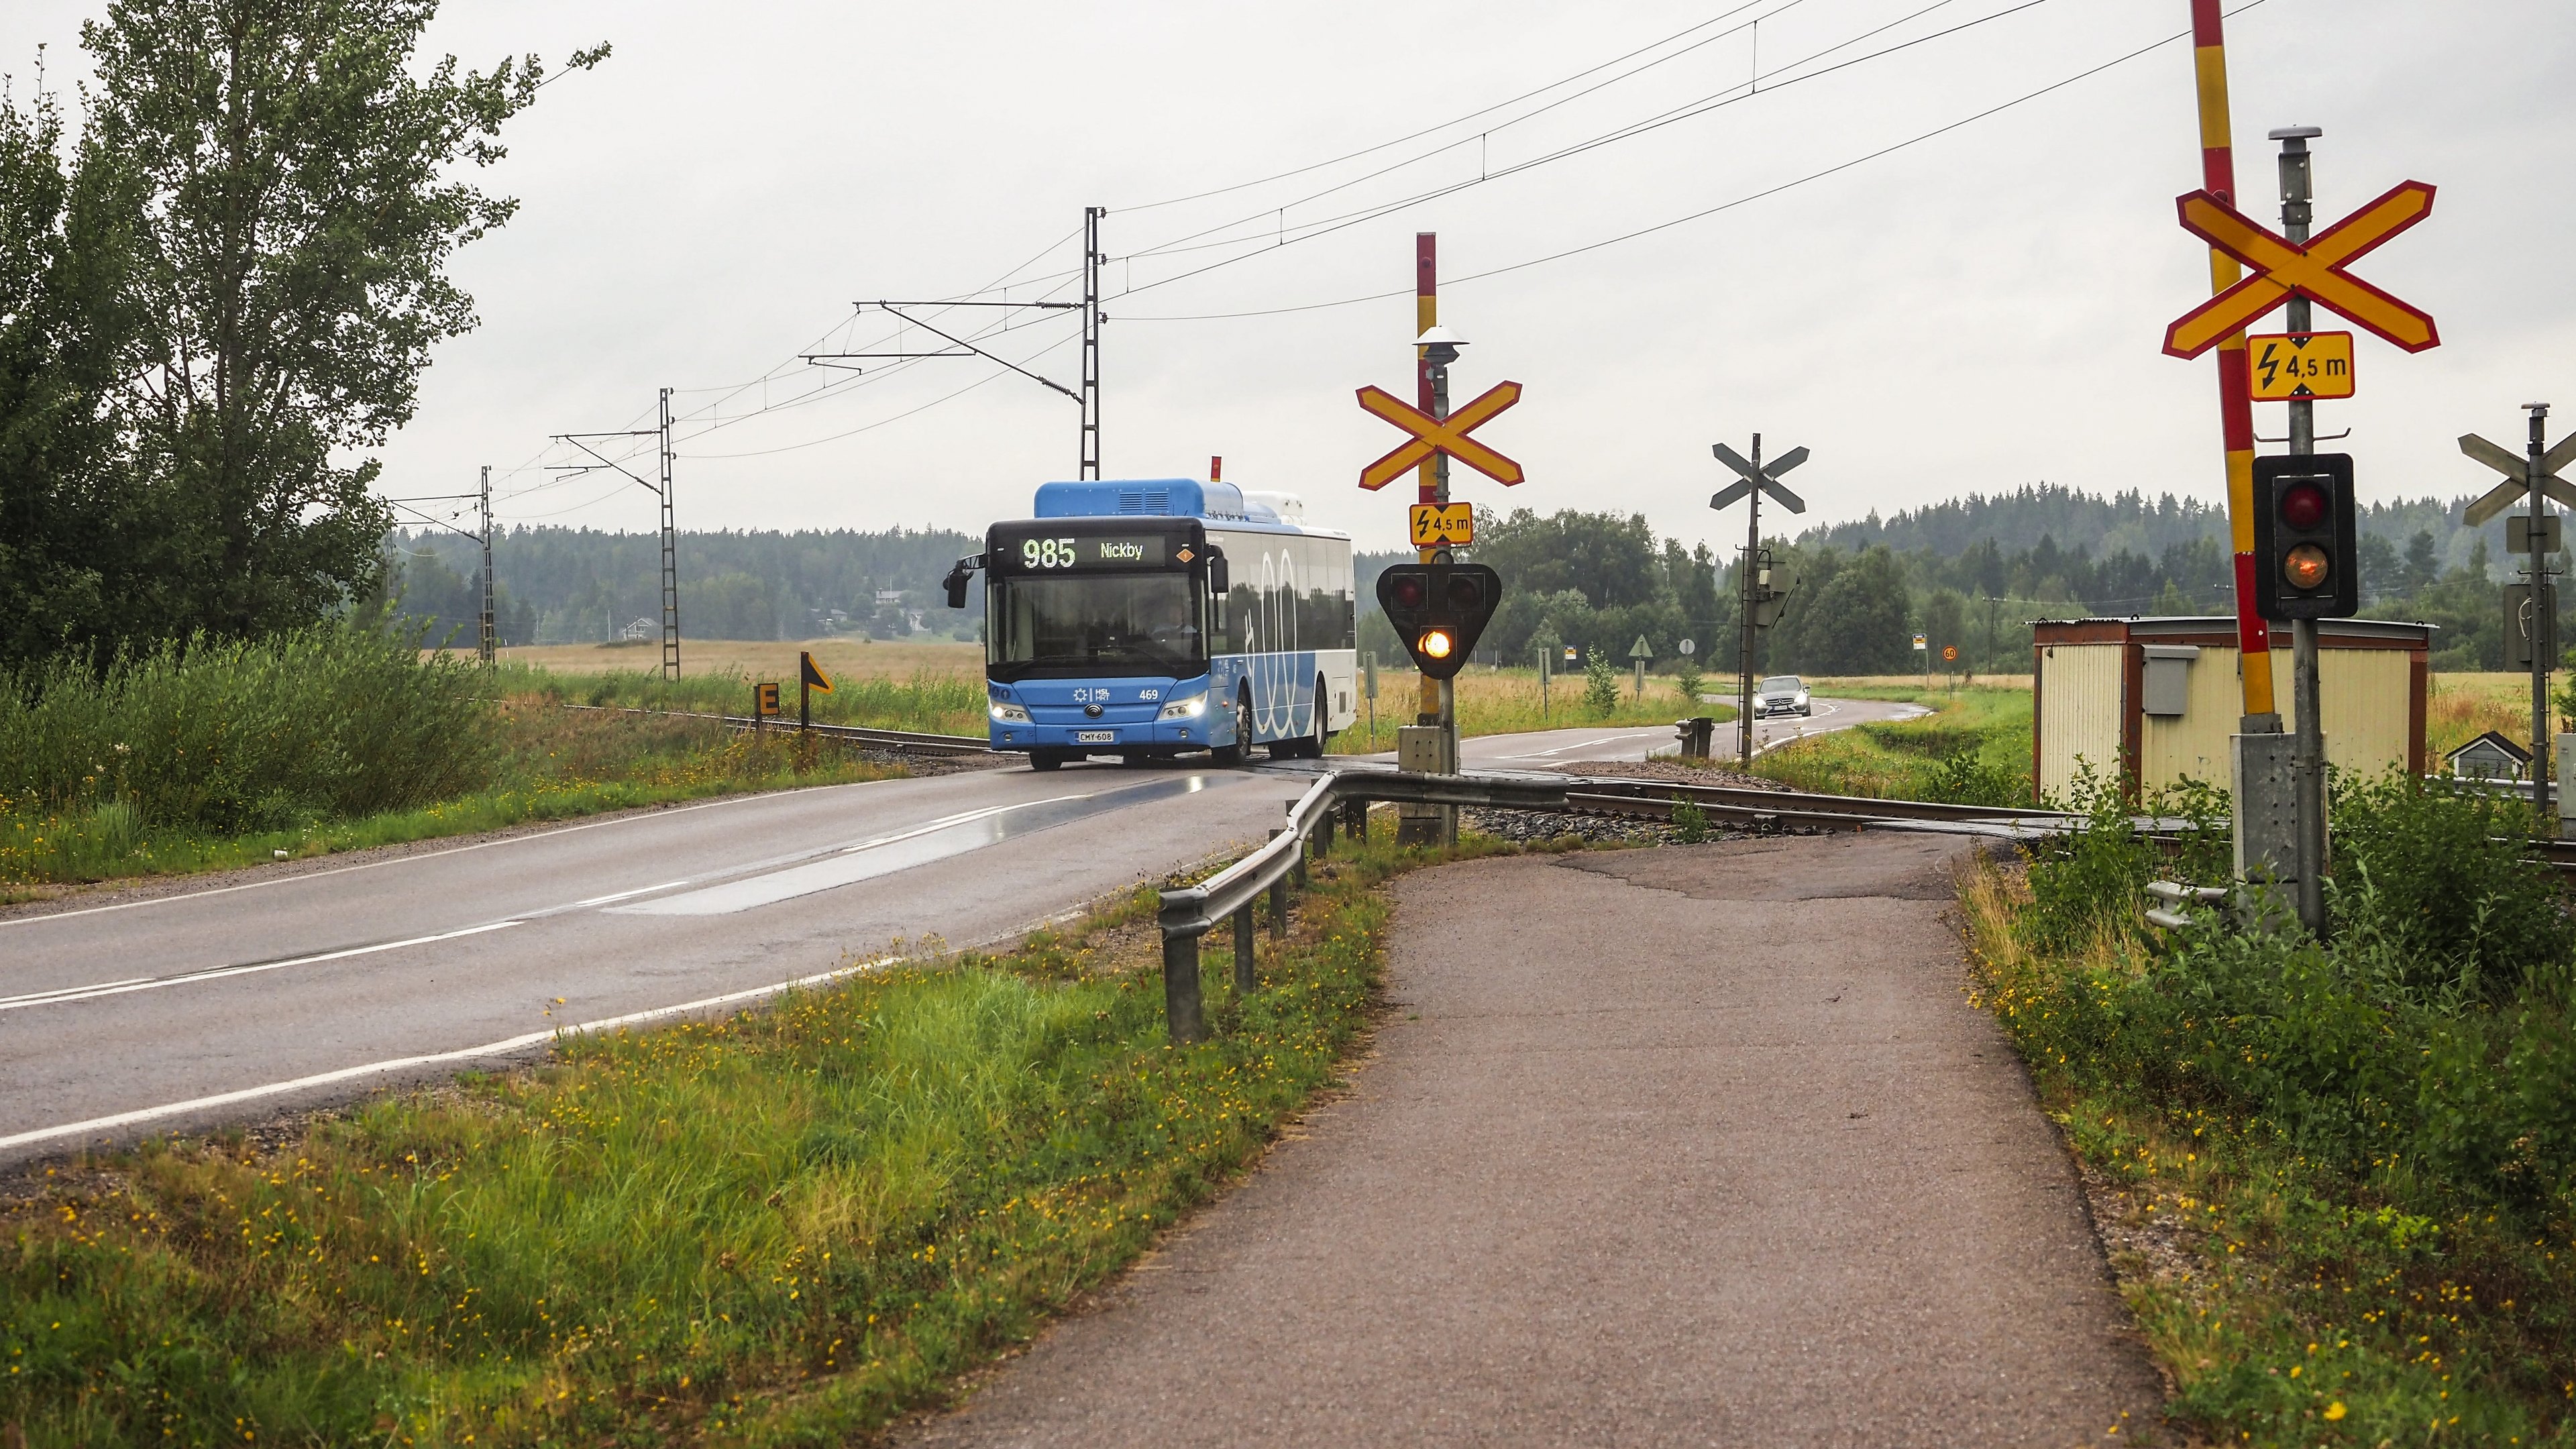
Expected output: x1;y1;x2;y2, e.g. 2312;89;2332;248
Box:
386;484;2573;673
386;527;982;648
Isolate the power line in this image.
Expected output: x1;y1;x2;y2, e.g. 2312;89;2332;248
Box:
1120;3;2261;323
1108;0;2053;304
1111;0;1791;217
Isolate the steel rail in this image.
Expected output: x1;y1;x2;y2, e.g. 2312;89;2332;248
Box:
530;700;998;755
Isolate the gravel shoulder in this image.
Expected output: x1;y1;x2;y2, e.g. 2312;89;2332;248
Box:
904;834;2161;1448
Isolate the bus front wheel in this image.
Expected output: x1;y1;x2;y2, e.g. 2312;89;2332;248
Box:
1029;749;1067;771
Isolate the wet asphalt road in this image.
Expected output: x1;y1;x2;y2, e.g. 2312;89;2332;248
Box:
0;699;1917;1167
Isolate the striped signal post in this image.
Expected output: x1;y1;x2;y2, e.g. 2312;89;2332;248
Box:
1407;233;1451;845
2187;0;2277;735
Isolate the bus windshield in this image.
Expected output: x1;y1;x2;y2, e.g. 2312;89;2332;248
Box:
989;572;1202;678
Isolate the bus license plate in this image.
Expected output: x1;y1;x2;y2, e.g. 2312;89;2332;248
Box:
1076;730;1115;743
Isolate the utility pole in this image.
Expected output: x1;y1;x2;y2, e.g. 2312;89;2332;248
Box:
825;207;1103;478
2461;410;2575;829
552;388;682;680
478;464;495;666
657;387;680;680
1710;433;1809;767
1082;205;1104;480
2526;401;2555;826
1394;233;1455;846
2273;125;2328;936
1737;437;1764;768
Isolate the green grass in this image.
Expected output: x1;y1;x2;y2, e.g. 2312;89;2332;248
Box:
0;826;1517;1447
1749;685;2033;804
1330;665;1734;754
1962;775;2576;1446
1;703;903;894
492;661;985;737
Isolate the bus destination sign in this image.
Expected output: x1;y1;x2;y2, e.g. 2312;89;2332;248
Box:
996;531;1172;574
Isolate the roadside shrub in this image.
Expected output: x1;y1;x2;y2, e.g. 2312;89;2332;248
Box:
1922;747;2026;808
2019;761;2157;955
1670;795;1709;844
1672;659;1703;707
2330;768;2571;1003
0;621;497;835
1582;657;1618;718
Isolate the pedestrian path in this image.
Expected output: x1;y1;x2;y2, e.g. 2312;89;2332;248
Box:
908;834;2159;1448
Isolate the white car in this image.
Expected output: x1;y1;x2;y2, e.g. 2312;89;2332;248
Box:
1753;674;1811;718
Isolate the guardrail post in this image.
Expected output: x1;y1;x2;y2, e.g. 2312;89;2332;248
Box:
1161;928;1207;1044
1344;796;1368;843
1234;902;1256;996
1267;828;1290;940
1317;808;1336;857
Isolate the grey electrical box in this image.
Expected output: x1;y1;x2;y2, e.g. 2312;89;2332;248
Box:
2509;514;2563;555
2558;734;2576;824
1397;724;1454;776
2232;731;2300;884
2141;645;2199;717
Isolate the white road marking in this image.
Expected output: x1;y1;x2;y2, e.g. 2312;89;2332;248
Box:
0;920;526;1012
0;955;901;1155
0;773;915;930
573;881;694;908
617;791;1107;917
1490;731;1666;760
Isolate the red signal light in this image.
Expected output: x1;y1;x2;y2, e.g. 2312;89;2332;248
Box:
1444;575;1484;610
2279;480;2329;531
1391;575;1428;609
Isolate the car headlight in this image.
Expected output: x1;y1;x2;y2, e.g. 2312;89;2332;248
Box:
989;701;1030;724
1793;692;1808;706
1158;692;1208;720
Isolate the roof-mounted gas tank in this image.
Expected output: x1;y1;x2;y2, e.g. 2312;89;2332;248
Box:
1033;478;1279;524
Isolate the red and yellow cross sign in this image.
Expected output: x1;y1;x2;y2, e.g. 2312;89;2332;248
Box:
1356;380;1525;491
2163;180;2438;358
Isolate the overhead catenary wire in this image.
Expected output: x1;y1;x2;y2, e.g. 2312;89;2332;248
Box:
1118;1;2267;323
1105;0;2055;303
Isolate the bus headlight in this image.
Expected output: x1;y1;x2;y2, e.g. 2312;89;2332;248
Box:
1158;692;1208;720
989;702;1031;724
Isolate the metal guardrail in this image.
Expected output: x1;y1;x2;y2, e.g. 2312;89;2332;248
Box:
2143;879;2231;931
1150;767;2072;1042
540;701;997;755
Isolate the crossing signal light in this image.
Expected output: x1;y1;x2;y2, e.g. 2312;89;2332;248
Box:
1376;562;1501;680
2251;453;2357;621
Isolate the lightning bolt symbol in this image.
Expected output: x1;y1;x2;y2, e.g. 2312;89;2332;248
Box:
2256;343;2281;390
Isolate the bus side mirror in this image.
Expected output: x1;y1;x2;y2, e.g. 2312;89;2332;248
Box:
942;554;981;610
1206;550;1228;595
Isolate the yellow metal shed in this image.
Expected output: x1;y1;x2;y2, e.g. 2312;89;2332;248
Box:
2031;616;2428;804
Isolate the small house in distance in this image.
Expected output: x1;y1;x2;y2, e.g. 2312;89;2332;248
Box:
2444;729;2530;782
2032;616;2429;803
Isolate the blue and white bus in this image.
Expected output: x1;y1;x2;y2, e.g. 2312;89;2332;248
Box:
945;479;1357;770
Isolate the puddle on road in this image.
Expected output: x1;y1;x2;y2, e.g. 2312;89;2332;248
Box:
612;774;1216;916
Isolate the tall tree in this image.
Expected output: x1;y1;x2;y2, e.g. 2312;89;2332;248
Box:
76;0;602;640
0;70;145;662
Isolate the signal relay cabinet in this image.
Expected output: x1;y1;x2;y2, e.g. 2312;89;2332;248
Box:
2031;616;2429;804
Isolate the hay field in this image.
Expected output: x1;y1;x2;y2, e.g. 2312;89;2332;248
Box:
466;637;987;682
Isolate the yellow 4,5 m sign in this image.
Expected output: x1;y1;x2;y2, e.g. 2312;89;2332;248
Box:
2247;331;2355;401
1409;502;1473;547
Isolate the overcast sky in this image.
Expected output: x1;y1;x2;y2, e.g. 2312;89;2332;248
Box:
5;1;2571;555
